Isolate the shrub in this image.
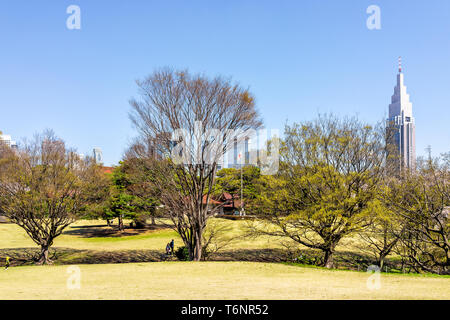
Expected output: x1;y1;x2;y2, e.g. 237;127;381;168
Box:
175;246;190;261
293;253;317;265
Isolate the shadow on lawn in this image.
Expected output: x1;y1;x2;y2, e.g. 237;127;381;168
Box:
0;247;164;266
62;224;169;238
0;247;290;266
1;246;402;273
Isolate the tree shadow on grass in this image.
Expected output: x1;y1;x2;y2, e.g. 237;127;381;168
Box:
212;248;402;272
0;247;163;266
0;246;402;272
62;224;170;238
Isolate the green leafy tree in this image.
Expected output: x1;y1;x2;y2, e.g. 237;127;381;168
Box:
213;166;261;210
104;192;136;231
251;115;387;268
103;160;160;230
104;163;136;230
120;158;160;226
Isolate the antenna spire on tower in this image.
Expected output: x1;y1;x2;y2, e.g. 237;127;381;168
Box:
398;56;402;73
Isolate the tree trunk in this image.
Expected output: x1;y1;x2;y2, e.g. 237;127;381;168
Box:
187;243;194;261
37;245;51;265
118;216;124;231
446;249;450;269
323;249;335;268
378;252;388;270
151;216;156;225
193;230;203;261
379;257;384;270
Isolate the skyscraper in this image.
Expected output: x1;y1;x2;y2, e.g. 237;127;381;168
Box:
231;136;250;169
387;57;416;171
93;147;103;165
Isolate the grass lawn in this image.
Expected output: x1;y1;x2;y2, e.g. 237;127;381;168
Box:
0;220;179;251
1;219;449;300
0;261;448;300
0;219;400;269
0;219;287;252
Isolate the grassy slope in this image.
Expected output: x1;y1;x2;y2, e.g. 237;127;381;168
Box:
0;261;448;300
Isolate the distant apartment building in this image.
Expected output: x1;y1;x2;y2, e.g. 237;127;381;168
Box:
0;133;18;150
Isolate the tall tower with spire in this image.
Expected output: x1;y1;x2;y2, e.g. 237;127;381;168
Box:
387;57;416;171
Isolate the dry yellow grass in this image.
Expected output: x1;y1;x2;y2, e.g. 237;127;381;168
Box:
0;261;448;300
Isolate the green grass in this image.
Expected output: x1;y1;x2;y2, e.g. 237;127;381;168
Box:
0;261;448;300
0;218;288;252
0;219;440;271
0;220;179;251
1;219;449;300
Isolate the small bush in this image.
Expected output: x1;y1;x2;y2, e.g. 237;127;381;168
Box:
175;246;190;261
293;253;317;265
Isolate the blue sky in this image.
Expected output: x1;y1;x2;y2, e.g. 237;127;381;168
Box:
1;0;449;165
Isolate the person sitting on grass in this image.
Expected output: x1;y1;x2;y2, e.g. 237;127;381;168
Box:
5;256;10;270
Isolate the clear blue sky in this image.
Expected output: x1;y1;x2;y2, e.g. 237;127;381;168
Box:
1;0;449;165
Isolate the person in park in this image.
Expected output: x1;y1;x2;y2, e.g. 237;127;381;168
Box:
5;256;10;270
166;243;171;256
170;239;174;254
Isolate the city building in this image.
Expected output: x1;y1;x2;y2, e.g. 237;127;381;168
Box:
226;136;250;169
387;57;416;171
0;133;18;150
223;134;262;170
146;129;269;172
0;132;16;222
93;147;103;165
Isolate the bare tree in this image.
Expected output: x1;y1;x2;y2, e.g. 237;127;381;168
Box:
0;132;105;264
357;215;404;269
201;218;236;261
385;155;450;274
128;68;262;261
